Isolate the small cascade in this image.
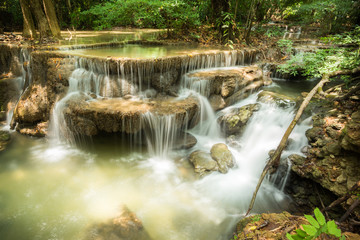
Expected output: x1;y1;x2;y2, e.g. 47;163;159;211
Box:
181;73;212;97
141;112;180;158
3;47;32;129
283;26;302;39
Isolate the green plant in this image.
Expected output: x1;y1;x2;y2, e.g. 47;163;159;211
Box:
286;208;345;240
277;39;293;56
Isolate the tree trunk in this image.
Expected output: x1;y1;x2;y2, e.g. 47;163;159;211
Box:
42;0;62;39
245;66;360;216
20;0;37;39
30;0;51;39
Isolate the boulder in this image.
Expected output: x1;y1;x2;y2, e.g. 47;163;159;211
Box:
13;84;49;123
188;150;219;177
184;66;267;104
210;143;236;173
173;133;197;150
209;94;226;111
257;90;295;108
218;103;260;136
85;206;151;240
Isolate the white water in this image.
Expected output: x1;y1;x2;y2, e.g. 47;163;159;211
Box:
2;48;31;130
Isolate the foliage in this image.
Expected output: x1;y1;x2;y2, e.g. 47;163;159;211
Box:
277;39;293;56
278;27;360;78
284;0;359;34
77;0;200;30
0;0;22;29
286;208;345;240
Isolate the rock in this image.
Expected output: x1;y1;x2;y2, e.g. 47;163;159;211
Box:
13;84;49;124
64;95;199;136
257;90;295;108
341;111;360;153
0;130;11;152
173;133;197;150
209;94;226;111
85;206;151;240
210;143;236;173
17;121;48;137
188;150;219;176
234;211;360;240
218;103;260;136
226;135;242;148
288;154;306;166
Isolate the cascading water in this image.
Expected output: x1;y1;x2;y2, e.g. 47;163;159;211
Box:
0;43;315;240
2;48;32;130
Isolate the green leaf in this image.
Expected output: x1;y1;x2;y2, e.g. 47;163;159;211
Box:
304;215;320;228
327;220;342;237
314;208;326;226
295;229;307;238
286;233;294;240
302;224;317;236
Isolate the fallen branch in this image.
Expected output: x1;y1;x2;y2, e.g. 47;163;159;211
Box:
339;199;360;222
322;180;360;212
245;66;360;216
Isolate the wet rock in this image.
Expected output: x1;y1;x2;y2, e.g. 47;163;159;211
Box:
65;95;199;136
13;84;49;124
209;94;226;111
226;135;242;148
210;143;236;173
218;103;260;136
17;121;48;137
0;130;11;152
257;90;295;108
188;150;219;177
85;206;151;240
174;133;197;150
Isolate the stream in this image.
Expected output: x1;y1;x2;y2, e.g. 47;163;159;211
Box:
0;33;317;240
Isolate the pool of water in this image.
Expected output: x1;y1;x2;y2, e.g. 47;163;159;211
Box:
58;44;224;59
57;29;162;46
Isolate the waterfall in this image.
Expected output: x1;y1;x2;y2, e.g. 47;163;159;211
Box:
3;47;32;130
141;112;179;158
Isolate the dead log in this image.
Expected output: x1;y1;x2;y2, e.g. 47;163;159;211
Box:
246;66;360;216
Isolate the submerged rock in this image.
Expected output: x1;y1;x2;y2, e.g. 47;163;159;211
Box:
257;90;295;108
218;103;260;136
85;206;151;240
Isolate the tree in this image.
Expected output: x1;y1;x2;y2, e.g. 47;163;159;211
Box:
19;0;62;40
20;0;37;38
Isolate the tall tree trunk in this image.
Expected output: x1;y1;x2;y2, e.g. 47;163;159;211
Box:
30;0;51;39
20;0;37;39
42;0;62;39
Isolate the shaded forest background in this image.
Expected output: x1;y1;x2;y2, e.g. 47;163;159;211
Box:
1;0;360;43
